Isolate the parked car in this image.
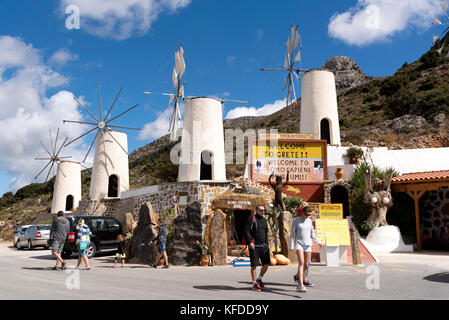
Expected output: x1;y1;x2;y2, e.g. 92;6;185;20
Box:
48;215;123;258
16;224;51;250
13;225;32;248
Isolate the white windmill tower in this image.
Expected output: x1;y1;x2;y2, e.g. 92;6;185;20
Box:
145;44;249;182
63;84;141;201
34;128;81;213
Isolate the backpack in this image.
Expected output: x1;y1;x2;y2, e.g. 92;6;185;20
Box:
241;215;257;245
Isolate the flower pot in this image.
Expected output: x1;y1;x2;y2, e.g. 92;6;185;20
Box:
200;254;210;266
334;168;344;180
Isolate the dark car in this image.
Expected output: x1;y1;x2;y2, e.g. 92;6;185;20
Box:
48;215;123;258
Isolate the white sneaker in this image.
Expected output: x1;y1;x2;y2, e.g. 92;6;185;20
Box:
296;284;308;292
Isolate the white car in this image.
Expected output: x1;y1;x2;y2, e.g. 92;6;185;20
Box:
16;225;51;250
13;225;32;248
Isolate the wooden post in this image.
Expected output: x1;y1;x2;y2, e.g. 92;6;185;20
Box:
413;192;422;250
350;231;361;265
406;190;423;251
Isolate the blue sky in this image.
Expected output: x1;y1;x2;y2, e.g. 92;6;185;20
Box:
0;0;445;195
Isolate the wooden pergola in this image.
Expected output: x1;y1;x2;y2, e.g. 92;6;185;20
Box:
391;170;449;250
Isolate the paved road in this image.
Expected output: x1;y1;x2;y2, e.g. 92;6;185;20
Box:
0;243;448;300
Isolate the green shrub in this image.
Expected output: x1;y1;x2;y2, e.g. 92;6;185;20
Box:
283;196;305;217
345;146;364;162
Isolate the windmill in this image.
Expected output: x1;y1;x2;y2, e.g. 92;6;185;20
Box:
63;83;141;164
261;25;309;112
34;128;71;182
144;43;249;142
432;0;449;55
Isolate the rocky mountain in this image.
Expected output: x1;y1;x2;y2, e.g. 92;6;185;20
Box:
322;56;374;92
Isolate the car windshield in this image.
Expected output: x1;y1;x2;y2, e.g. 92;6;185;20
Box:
37;225;51;231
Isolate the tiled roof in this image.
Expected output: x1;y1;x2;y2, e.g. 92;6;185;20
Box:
391;170;449;183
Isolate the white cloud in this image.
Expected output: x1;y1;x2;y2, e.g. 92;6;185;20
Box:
0;36;88;192
49;47;79;67
225;99;286;119
59;0;192;40
138;103;184;141
328;0;441;46
256;29;264;41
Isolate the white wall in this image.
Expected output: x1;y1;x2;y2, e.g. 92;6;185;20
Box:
178;97;227;182
300;70;341;146
51;161;81;213
89;130;129;200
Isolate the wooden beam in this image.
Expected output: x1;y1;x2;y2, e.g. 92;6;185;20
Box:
404;190;422;250
392;182;449;193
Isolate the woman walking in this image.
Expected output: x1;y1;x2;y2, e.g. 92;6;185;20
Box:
76;219;92;270
290;206;323;292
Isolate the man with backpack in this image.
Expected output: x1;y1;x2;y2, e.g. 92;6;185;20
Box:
244;205;270;292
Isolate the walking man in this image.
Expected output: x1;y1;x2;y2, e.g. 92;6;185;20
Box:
49;211;70;270
244;205;270;292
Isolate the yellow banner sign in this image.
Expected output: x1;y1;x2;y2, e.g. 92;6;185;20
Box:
324;232;339;246
251;140;326;183
319;204;343;219
315;219;350;246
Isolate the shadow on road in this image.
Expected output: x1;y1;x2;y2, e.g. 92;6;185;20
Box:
193;283;301;299
423;272;449;284
21;267;58;271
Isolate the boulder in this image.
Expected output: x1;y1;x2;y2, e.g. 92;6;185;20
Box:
129;202;158;264
278;211;297;262
171;201;203;266
209;210;227;266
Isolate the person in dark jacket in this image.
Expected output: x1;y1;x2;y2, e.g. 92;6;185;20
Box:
49;211;70;270
244;205;270;292
115;234;126;268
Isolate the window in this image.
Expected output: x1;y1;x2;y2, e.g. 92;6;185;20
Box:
91;218;107;230
108;175;119;197
106;219;121;231
37;225;51;231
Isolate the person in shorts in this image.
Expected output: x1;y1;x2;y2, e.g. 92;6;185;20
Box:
148;218;169;269
76;218;92;270
244;205;270;292
290;206;323;292
49;211;70;270
115;234;126;268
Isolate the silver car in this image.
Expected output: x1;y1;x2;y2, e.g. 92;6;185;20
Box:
13;225;32;248
16;224;51;250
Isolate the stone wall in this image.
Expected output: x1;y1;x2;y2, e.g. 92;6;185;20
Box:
420;186;449;241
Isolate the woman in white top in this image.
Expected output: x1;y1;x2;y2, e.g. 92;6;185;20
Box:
290;206;323;292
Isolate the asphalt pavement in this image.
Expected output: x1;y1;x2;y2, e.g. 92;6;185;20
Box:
0;241;448;300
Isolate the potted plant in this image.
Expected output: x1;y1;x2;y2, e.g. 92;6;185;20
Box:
195;240;210;266
345;146;364;165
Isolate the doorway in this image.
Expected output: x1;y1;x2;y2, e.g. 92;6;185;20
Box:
233;210;251;244
108;174;119;197
200;151;212;180
330;185;350;218
65;195;74;211
320;118;331;144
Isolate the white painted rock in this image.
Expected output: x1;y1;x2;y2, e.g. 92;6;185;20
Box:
365;225;414;253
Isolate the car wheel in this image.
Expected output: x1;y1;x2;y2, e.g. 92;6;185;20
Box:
28;240;34;250
61;250;72;258
17;242;23;250
86;242;96;258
